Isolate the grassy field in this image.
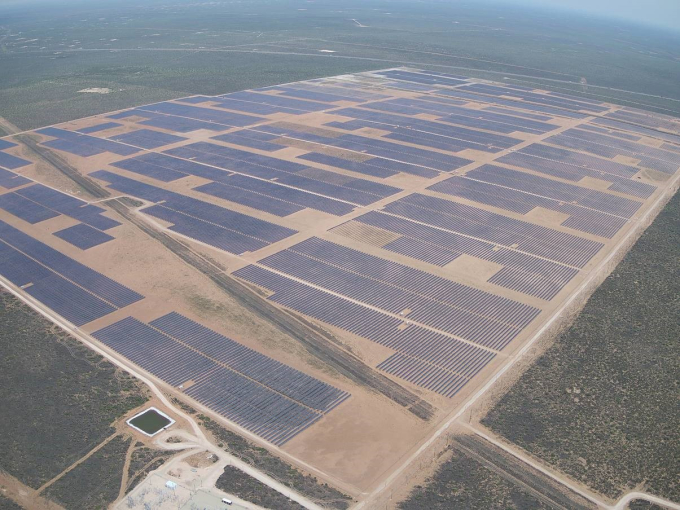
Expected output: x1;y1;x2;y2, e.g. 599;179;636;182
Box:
483;189;680;501
0;495;22;510
0;289;148;489
1;0;679;131
43;435;133;510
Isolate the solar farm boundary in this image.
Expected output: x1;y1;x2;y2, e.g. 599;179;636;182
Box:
0;65;677;148
354;153;680;508
6;68;670;219
0;277;333;508
2;68;676;502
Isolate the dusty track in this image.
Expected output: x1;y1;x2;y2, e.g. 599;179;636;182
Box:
451;434;595;510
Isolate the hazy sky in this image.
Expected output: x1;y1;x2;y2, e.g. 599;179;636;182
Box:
486;0;680;31
0;0;678;33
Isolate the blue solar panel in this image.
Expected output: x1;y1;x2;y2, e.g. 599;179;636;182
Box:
0;168;31;189
0;152;32;170
219;91;329;112
212;131;283;152
111;158;186;182
176;96;215;104
439;89;588;119
0;241;53;287
234;264;496;398
0;140;18;150
333;106;519;150
0;219;142;308
275;82;389;101
0;238;116;325
380;194;603;267
211;98;305;116
93;314;348;445
109;129;187;149
79;122;122;134
0;193;60;224
16;184;121;230
462;83;608;113
138;102;262;127
275;86;359;103
384;81;438;92
162;142;399;206
141;115;228;133
53;223;114;250
92;170;297;250
150;312;349;413
144;204;269;255
377;70;468;87
296;152;398;178
196;176;354;216
42;139;102;157
193;181;305;217
483;106;553;122
25;273;116;326
37;127;139;157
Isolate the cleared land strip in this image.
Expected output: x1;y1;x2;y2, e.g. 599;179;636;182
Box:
0;470;64;510
451;434;595;510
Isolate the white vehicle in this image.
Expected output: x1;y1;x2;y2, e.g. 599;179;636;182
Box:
221;498;233;505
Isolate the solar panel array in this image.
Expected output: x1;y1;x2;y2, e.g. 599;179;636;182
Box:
345;209;580;300
0;146;32;170
234;264;497;398
0;168;31;189
164;142;401;207
53;223;114;250
0;220;142;325
108;129;187;149
0;182;121;249
429;165;640;238
92;170;297;254
545;129;680;174
37;127;139;157
5;67;678;410
79;122;122;134
93;313;349;445
497;145;657;199
376;194;603;268
256;123;471;176
15;184;121;230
